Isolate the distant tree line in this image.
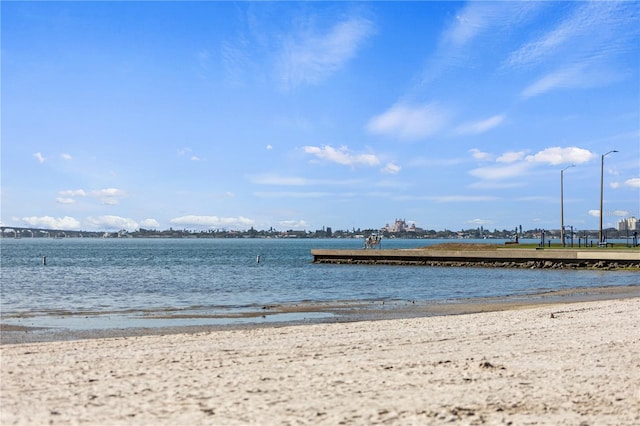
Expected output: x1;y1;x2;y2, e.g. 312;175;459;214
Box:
1;225;625;240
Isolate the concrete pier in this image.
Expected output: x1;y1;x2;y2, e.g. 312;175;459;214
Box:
311;248;640;269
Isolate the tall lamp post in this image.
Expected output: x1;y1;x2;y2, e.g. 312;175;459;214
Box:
560;165;575;247
599;150;618;244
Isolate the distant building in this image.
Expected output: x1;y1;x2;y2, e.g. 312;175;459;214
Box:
616;217;639;231
381;218;422;233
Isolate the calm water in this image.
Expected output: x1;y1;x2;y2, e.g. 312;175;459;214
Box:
1;238;637;330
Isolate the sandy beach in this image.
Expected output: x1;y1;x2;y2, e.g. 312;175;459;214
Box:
2;297;639;425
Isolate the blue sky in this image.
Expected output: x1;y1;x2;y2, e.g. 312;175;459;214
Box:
2;1;639;232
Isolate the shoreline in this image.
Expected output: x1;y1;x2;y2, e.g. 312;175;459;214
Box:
2;284;638;345
2;297;638;425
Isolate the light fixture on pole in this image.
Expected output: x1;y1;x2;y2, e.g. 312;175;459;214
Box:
560;165;575;247
599;150;618;244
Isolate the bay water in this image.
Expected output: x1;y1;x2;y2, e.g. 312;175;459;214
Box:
1;238;637;330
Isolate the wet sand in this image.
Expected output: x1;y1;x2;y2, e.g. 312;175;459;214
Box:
1;294;639;425
1;285;638;345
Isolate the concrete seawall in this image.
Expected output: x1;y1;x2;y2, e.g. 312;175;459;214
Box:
311;248;640;269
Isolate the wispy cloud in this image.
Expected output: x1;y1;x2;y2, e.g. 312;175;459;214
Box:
588;209;631;219
251;174;311;186
454;114;505;135
521;64;624;98
508;2;639;98
393;194;498;203
55;197;76;205
466;218;493;226
432;195;498;203
58;188;127;205
303;145;380;167
469;162;531;181
421;2;541;83
367;102;450;141
497;151;527;163
177;147;203;161
279;219;309;230
277;15;375;89
469;148;492;162
250;173;364;186
468;181;523;190
140;218;160;228
254;191;331;199
33;152;45;164
380;162;401;174
505;2;637;69
170;215;255;229
443;2;536;48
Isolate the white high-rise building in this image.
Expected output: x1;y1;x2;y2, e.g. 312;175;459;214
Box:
616;217;639;231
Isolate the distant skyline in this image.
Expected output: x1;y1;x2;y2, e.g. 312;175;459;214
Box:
2;1;639;232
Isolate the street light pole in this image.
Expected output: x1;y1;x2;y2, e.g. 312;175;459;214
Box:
560;165;575;247
599;150;618;244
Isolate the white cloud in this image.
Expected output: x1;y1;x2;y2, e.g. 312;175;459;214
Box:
432;195;498;203
624;178;640;188
33;152;45;164
92;188;126;205
87;215;139;231
381;162;401;174
468;181;523;190
55;197;75;204
497;151;527;163
96;188;124;197
469;147;595;182
170;215;255;229
140;218;160;228
278;16;375;89
279;219;309;230
250;174;364;187
588;209;631;219
251;174;310;186
612;210;629;217
455;114;505;135
61;153;73;160
254;191;330;199
303;145;380;167
469;148;492;161
59;189;88;197
469;162;531;181
57;188;126;205
466;218;493;226
266;144;273;150
20;216;82;230
525;146;595;165
178;147;203;160
367;102;450;141
610;182;620;189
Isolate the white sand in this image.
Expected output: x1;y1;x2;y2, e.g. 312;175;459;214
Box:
2;298;639;425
